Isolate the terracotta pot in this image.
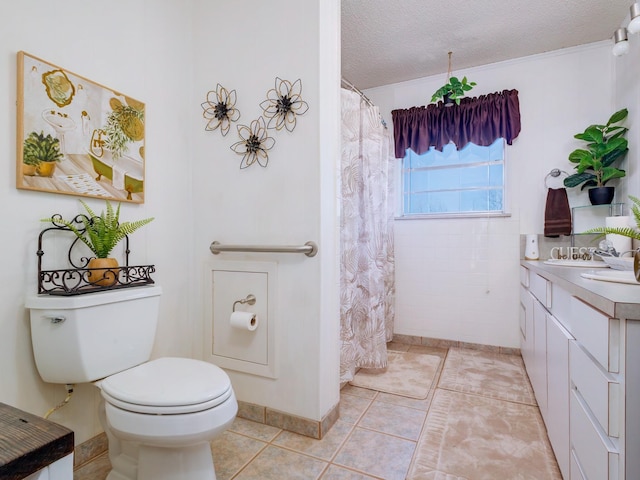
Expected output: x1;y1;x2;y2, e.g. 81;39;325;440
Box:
22;164;37;176
36;161;57;177
87;258;119;287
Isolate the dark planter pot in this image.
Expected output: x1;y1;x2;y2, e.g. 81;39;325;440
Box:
443;93;454;107
588;186;615;205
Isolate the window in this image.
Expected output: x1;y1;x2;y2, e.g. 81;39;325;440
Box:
401;138;505;216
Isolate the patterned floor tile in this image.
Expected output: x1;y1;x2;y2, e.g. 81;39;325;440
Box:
374;390;432;411
350;352;441;399
272;420;354;461
340;383;378;399
358;401;426;440
438;347;537;405
233;445;327;480
228;417;282;441
338;392;373;424
334;427;416;480
320;464;382;479
407;389;561;480
210;431;268;480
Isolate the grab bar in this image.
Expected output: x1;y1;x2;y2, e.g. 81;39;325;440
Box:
209;241;318;257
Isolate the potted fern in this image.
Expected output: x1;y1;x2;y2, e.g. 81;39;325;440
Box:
23;131;63;177
586;195;640;241
43;200;154;286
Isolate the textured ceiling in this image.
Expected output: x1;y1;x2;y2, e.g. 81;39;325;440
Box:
342;0;631;89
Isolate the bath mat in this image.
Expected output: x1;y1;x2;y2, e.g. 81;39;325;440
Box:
407;389;562;479
349;352;442;399
438;347;536;405
61;173;110;197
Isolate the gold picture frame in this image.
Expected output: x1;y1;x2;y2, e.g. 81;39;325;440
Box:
17;51;146;203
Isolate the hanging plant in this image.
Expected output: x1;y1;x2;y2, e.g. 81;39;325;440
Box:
430;52;476;106
431;76;477;106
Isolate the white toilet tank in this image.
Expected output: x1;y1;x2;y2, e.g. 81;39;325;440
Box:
25;286;162;384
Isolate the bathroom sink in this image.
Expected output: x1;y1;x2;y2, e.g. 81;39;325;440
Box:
580;270;640;285
543;259;608;268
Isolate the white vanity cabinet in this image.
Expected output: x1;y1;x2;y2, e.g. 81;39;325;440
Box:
546;313;572;477
520;266;571;478
520;261;640;480
569;296;621;480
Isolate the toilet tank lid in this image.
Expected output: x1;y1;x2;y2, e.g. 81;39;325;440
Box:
100;357;231;407
25;285;162;309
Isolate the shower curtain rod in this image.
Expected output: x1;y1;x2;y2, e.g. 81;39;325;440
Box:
341;77;375;108
341;77;387;129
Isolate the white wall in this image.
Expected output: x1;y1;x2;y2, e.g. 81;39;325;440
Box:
616;28;640;198
365;43;617;348
0;0;194;444
0;0;340;444
191;0;340;422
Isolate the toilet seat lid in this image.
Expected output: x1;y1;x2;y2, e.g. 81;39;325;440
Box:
100;357;232;414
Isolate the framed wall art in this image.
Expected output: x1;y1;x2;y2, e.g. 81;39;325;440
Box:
17;51;146;203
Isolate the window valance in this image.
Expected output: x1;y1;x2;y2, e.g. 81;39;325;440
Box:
391;89;521;158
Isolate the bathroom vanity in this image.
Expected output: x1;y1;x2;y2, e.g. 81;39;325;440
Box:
520;260;640;480
0;402;73;479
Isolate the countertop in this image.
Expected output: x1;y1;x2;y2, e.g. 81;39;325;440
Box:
521;260;640;320
0;402;73;480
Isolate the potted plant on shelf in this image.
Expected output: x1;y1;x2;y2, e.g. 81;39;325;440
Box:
22;131;63;177
430;76;477;106
563;108;628;205
43;200;154;286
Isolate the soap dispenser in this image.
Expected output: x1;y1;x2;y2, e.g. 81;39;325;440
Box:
524;234;539;260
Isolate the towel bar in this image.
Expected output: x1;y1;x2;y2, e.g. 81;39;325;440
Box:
210;241;318;257
545;168;568;188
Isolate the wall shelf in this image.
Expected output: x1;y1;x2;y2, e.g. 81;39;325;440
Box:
37;215;155;296
572;203;624;234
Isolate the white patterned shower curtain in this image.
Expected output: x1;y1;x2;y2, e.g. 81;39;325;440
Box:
340;88;395;383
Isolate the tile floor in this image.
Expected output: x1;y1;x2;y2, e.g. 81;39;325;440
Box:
74;343;560;479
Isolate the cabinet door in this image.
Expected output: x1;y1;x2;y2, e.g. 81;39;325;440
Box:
546;314;572;480
520;286;534;372
531;299;548;414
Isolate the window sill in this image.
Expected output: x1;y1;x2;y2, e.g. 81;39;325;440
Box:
395;212;512;221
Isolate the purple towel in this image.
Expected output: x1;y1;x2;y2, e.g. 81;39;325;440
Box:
544;188;572;237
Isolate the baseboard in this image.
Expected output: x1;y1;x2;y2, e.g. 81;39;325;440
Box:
73;432;108;469
237;400;340;439
392;334;521;356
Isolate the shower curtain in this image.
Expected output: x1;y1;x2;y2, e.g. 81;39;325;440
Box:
340;88;395;383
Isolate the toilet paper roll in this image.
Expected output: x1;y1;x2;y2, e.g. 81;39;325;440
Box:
230;311;258;331
605;216;632;254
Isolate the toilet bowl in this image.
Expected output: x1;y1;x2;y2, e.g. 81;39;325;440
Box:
97;357;237;480
25;286;238;480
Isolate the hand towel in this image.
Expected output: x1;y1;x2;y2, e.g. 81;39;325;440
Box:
544;188;572;237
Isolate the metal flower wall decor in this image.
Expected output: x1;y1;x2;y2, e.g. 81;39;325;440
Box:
230;117;275;169
260;77;309;132
202;77;308;169
201;84;240;136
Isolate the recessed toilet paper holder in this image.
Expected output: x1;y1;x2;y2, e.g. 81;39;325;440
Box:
233;294;256;312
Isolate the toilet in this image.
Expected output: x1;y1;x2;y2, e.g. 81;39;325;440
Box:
26;285;237;480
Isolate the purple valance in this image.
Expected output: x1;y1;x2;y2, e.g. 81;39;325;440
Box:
391;89;521;158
